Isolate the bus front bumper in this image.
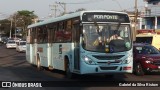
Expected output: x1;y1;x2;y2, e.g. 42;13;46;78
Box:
79;61;132;74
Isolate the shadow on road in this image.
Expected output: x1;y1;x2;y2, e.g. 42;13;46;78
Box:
0;52;18;59
13;56;26;60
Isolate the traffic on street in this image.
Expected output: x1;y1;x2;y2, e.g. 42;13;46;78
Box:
1;0;160;90
0;44;160;90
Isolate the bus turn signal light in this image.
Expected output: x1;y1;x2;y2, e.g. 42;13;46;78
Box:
123;66;131;70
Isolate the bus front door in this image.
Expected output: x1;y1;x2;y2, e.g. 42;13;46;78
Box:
73;24;80;70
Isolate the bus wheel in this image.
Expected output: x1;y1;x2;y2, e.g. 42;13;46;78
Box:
37;55;42;71
66;60;73;79
135;63;144;76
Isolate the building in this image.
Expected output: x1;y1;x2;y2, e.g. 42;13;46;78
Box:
139;0;160;30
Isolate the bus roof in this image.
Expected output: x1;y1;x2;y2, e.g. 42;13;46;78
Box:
28;11;81;28
28;10;128;28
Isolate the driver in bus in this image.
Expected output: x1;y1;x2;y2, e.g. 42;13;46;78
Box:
109;30;123;41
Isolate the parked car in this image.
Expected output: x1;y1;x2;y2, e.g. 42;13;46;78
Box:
133;43;160;76
16;41;26;52
6;40;16;48
2;37;8;44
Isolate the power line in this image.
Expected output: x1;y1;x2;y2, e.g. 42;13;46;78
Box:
49;4;58;17
112;0;123;11
57;0;105;4
53;0;105;15
124;6;144;11
55;2;67;14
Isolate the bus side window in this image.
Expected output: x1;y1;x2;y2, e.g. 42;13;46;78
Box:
43;27;48;43
30;28;36;44
64;30;72;42
55;31;64;42
54;22;64;42
63;20;72;42
51;23;57;43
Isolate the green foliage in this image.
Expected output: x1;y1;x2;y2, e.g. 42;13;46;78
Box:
0;19;11;36
15;10;38;38
17;10;37;18
16;10;38;26
0;10;38;38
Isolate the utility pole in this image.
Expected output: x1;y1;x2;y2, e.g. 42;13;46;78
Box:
133;0;138;42
134;0;138;28
14;14;17;39
10;18;13;38
55;2;67;15
49;4;58;17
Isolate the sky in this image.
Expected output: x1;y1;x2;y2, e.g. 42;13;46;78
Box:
0;0;146;20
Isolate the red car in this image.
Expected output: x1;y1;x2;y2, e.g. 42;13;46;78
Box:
133;43;160;76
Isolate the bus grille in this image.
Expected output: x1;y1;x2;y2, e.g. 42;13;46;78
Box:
92;55;124;60
97;61;121;65
100;66;118;70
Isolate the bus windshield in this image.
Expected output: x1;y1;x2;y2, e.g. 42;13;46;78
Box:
82;24;132;53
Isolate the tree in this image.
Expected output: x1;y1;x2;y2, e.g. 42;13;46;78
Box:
0;19;12;36
11;10;38;38
16;10;37;29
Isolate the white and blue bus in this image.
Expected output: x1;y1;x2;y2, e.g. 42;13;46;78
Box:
26;10;133;78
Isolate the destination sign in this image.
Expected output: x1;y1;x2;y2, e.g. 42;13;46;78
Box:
93;15;118;20
82;12;130;23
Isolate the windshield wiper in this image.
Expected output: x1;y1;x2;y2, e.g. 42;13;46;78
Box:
116;21;121;31
94;21;100;35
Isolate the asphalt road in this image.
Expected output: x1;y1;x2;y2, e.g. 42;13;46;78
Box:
0;44;160;90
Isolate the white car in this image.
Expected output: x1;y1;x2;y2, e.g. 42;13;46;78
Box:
16;41;26;52
6;40;17;48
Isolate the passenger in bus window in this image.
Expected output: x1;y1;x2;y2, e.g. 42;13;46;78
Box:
109;30;123;41
92;26;106;51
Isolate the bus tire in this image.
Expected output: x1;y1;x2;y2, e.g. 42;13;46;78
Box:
37;55;42;71
65;59;74;79
134;63;144;76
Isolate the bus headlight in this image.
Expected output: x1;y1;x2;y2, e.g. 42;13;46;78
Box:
82;56;96;65
122;57;132;64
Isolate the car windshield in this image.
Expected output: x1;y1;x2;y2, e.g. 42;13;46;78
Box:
82;24;132;53
20;42;26;45
8;41;15;43
135;45;160;54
